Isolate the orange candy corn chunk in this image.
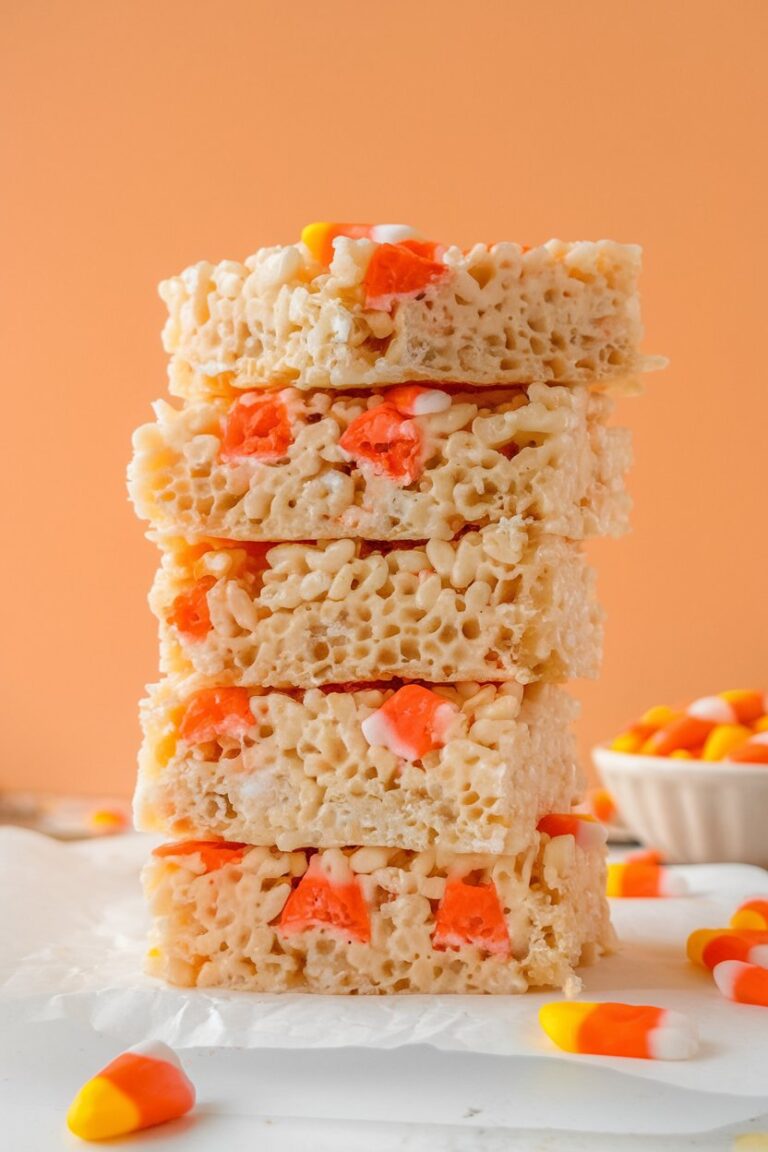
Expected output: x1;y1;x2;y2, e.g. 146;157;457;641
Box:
385;384;452;416
361;684;457;761
687;928;768;969
88;807;129;835
167;578;214;640
643;715;715;756
719;689;767;725
364;243;448;310
179;687;254;745
585;787;617;825
606;860;687;897
610;706;679;753
278;857;371;943
221;394;292;462
339;403;423;485
432;876;510;956
397;238;441;261
610;722;657;754
537;812;607;851
66;1041;195;1141
153;839;247;873
713;960;768;1007
539;1002;698;1060
702;724;751;761
727;734;768;763
731;899;768;931
626;848;665;866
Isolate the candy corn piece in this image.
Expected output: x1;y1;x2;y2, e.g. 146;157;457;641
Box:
686;928;768;969
363;241;449;310
726;733;768;764
66;1041;195;1141
385;384;452;416
361;684;458;760
718;689;768;725
732;1134;768;1151
606;860;688;897
537;812;607;851
731;899;768;931
539;1001;698;1060
278;855;371;942
432;876;511;955
220;393;292;461
87;807;129;836
338;402;424;485
610;705;679;753
713;960;768;1007
584;786;618;825
626;848;665;865
179;687;255;745
642;714;715;756
168;577;214;640
301;221;423;264
701;724;751;761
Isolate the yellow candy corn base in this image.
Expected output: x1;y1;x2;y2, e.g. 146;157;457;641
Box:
67;1077;141;1141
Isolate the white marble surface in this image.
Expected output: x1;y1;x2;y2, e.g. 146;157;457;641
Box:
3;1016;768;1151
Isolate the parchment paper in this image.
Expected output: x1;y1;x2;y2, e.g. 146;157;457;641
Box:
2;826;767;1099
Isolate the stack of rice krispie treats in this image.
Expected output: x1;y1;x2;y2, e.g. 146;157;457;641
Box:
129;223;659;994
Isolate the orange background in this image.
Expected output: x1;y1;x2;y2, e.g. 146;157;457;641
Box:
3;0;767;797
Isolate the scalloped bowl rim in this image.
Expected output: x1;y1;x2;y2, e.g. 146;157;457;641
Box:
592;744;768;782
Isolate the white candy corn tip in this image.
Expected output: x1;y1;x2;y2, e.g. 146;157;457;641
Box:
409;388;452;415
687;695;735;724
361;711;418;761
361;699;455;761
713;959;748;1000
749;945;768;968
647;1010;699;1060
370;224;423;245
127;1040;181;1068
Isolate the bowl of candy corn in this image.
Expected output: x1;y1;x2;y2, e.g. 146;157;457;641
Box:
593;690;768;866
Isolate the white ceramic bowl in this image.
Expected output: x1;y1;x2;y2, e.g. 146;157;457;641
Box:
592;746;768;866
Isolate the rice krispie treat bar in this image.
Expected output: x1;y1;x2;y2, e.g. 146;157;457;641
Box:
144;824;613;995
129;383;631;543
151;525;602;687
161;223;660;396
136;678;580;854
